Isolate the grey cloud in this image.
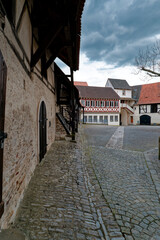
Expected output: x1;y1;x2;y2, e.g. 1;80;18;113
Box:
81;0;160;67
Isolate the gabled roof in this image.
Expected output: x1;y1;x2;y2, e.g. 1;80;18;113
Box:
138;82;160;105
76;86;120;100
132;85;142;102
108;78;132;90
74;81;88;86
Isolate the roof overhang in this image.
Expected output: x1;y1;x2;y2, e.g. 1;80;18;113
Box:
31;0;85;72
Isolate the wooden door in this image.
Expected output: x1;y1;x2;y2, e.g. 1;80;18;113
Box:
0;51;7;218
39;101;47;162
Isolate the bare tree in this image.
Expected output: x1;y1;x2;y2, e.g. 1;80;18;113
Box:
135;40;160;77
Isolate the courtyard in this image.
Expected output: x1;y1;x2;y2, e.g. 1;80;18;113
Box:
1;125;160;240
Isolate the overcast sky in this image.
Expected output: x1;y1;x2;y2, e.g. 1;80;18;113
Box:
57;0;160;87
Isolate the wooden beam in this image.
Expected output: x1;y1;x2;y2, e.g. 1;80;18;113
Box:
41;44;64;75
0;201;4;218
31;24;63;69
16;0;27;31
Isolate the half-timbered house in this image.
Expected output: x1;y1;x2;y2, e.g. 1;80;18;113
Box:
76;86;120;125
0;0;85;228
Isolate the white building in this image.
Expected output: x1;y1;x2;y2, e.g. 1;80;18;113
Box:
105;79;134;125
132;83;160;125
76;85;120;125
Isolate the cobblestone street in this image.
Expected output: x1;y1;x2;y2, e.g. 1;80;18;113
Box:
1;125;160;240
12;134;123;240
84;125;160;240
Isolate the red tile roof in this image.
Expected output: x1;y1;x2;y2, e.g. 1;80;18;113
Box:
76;86;120;100
138;82;160;105
74;81;88;86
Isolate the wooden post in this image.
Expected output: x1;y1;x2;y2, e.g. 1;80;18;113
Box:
83;107;84;124
70;68;75;141
159;137;160;160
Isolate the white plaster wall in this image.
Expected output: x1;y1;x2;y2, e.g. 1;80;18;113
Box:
121;109;128;126
133;105;160;125
105;80;113;88
115;89;132;99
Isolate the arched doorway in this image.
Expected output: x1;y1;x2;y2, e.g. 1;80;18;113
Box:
39;101;47;162
140;115;151;125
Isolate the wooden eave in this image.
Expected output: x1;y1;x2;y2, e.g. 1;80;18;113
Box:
31;0;85;71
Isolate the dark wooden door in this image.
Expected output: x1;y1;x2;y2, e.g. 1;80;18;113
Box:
140;115;151;125
39;101;47;162
0;51;7;218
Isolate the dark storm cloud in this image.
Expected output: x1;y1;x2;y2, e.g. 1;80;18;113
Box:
81;0;160;67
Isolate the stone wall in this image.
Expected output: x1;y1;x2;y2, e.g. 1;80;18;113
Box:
0;7;56;228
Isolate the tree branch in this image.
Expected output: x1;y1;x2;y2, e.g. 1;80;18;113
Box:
141;67;160;77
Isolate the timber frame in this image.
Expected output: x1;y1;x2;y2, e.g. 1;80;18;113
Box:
0;0;85;219
55;63;80;138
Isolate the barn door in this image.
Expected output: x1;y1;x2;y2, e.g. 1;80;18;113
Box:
140;115;151;125
39;101;47;162
0;51;7;218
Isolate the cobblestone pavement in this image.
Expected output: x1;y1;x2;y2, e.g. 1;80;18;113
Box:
13;136;124;240
123;126;160;152
84;125;160;240
106;127;124;149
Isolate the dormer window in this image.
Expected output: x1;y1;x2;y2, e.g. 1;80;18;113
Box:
122;90;126;96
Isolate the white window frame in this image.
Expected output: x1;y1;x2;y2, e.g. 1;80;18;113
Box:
91;100;95;107
81;100;85;106
99;116;103;123
110;115;113;122
101;101;105;107
115;101;119;107
96;100;100;107
88;116;92;122
86;100;90;107
94;116;97;122
122;90;126;96
115;115;118;122
106;101;110;107
110;101;114;107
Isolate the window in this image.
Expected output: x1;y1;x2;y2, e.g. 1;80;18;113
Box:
99;116;103;123
110;101;114;107
86;100;90;107
104;116;108;124
151;104;157;113
110;116;113;122
115;116;118;122
106;101;110;107
101;101;105;107
81;100;85;106
115;101;119;107
88;116;92;122
84;116;87;123
139;105;147;114
96;101;100;107
122;90;126;96
91;100;95;107
94;116;97;122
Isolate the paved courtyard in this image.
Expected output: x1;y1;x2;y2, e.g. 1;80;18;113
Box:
84;125;160;240
1;125;160;240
